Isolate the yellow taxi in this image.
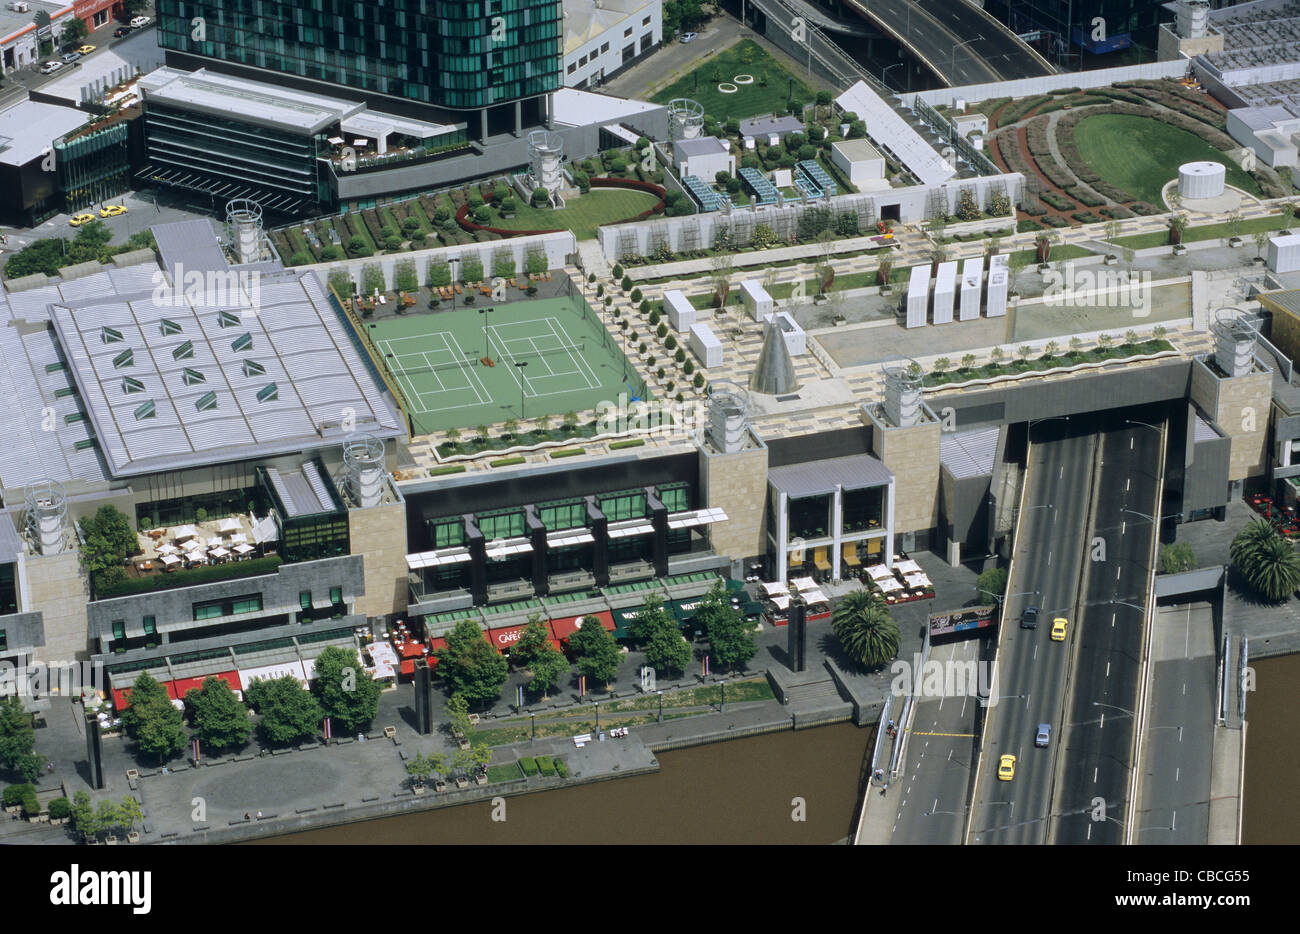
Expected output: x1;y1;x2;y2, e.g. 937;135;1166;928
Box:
69;213;95;227
997;754;1016;781
76;45;96;55
99;204;128;218
1051;617;1068;642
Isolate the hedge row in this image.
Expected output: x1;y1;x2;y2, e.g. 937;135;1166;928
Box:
1066;186;1105;207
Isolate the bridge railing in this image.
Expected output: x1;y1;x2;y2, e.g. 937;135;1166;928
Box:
911;96;1000;177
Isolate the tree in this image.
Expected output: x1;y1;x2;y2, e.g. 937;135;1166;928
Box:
503;418;519;439
1160;543;1196;575
70;791;98;840
960;353;977;371
312;646;382;734
512;615;552;665
570;615;621;686
253;675;323;745
975;566;1008;605
1043;341;1060;359
433;619;508;706
185;677;251;753
627;592;674;645
1255;229;1272;258
445;693;473;743
60;16;88;44
118;672;169;739
132;693;188;764
645;625;692;675
696;585;757;671
406;751;447;787
80;504;138;575
1236;529;1300;602
526;643;569;698
0;696;44;782
831;590;900;670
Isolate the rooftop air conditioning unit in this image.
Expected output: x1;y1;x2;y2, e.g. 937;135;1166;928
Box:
11;2;31;12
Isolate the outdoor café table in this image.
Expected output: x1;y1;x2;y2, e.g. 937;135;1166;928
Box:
866;564;894;582
790;576;818;592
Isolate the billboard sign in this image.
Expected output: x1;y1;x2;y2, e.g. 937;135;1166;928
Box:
929;605;996;638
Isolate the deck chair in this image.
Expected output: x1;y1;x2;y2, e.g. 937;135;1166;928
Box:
843;541;861;568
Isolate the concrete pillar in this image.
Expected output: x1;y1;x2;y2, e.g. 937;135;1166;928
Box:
515;100;522;136
947;537;961;568
776;490;789;586
885;479;896;571
588;497;608;588
831;484;843;582
479;109;488;141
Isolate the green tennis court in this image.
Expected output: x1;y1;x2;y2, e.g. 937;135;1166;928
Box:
364;296;638;434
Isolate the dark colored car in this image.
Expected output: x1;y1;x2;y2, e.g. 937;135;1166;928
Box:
1020;605;1039;629
114;26;134;38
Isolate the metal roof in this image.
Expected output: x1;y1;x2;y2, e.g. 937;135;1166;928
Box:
674;136;728;157
836;81;956;186
940;426;999;479
1193;412;1222;443
768;454;893;497
154;218;229;282
139;67;364;134
0;512;24;564
25;223;403;480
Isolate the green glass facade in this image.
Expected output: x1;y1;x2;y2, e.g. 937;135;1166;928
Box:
56;123;131;213
156;0;562;111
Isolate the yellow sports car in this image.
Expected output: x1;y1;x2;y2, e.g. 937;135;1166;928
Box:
99;204;127;218
69;213;95;227
997;754;1016;781
76;45;96;55
1051;617;1068;642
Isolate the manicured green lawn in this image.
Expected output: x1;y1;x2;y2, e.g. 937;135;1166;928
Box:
1074;113;1259;206
487;188;660;240
1113;211;1287;250
650;38;815;121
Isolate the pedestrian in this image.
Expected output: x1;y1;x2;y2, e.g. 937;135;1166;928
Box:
244;812;250;820
888;718;895;731
256;809;262;819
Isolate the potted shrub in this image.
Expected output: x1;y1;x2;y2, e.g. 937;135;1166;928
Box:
47;797;71;825
2;784;27;815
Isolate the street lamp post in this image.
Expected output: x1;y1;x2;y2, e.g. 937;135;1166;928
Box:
657;690;663;723
478;306;493;359
951;36;983;82
882;62;904;90
514;360;528;418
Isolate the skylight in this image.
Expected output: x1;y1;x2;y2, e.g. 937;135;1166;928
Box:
134;400;156;420
196;391;217;411
173;340;194;360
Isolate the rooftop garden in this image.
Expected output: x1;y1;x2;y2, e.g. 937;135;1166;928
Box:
650;38;816;121
921;332;1174;388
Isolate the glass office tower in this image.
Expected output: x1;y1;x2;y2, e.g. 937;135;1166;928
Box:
156;0;562;120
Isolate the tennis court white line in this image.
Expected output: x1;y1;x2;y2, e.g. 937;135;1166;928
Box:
444;331;493;405
376;334;491;414
541;317;601;389
486;325;540;398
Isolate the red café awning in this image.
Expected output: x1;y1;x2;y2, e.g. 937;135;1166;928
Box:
112;679;179;711
550;611;614;646
397;641;426;659
171;671;241;698
488;622;528;653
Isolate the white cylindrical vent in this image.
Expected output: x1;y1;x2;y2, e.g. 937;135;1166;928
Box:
225;198;264;265
883;363;923;428
527;131;565;194
343;434;386;507
1179;161;1225;200
706;382;749;454
668;99;705;141
1212;310;1256;378
25;479;67;556
1176;0;1210;39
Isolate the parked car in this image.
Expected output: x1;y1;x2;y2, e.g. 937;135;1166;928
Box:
99;204;128;218
61;51;81;64
679;31;698;43
76;45;96;55
113;26;134;38
39;61;63;75
69;213;95;227
130;15;152;28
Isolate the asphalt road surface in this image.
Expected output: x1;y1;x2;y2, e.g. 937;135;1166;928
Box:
1133;603;1216;844
841;0;1052;86
1051;418;1163;844
886;637;983;844
968;418;1097;844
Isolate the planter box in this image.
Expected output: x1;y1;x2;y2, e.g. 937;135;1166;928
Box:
127;831;140;844
924;349;1179;392
1229;237;1243;248
1173;245;1187;255
474;774;487;786
1104;254;1118;265
105;835;119;845
434;780;448;793
455;778;469;789
412;783;427;796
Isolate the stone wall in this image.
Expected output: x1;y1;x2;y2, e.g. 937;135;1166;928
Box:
348;500;410;619
699;440;769;564
866;416;941;535
26;550;90;663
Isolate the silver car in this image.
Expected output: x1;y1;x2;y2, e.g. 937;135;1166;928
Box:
680;32;698;43
1035;723;1051;747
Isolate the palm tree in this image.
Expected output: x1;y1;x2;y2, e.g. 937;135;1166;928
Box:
1231;519;1284;570
1239;532;1300;602
832;590;900;670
